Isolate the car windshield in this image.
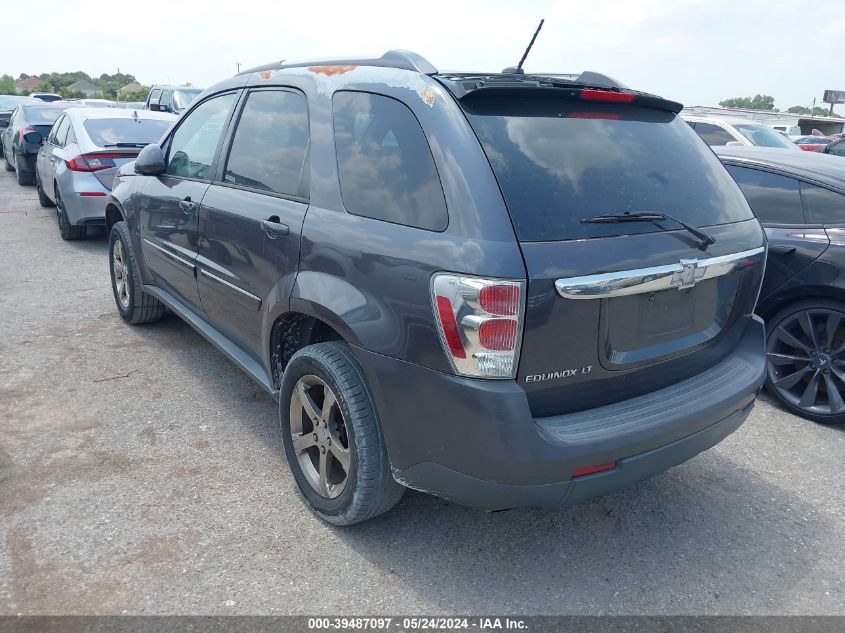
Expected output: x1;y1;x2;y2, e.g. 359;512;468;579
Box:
83;117;172;146
24;106;68;124
465;97;753;241
734;123;800;149
173;90;200;110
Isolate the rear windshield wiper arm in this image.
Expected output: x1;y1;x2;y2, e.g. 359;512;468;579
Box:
581;212;716;250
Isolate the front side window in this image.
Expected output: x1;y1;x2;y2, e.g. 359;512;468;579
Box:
734;123;798;149
165;93;237;179
694;122;736;146
801;183;845;224
332;91;448;231
224;90;309;197
725;165;803;225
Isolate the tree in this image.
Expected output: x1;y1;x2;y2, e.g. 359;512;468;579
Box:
718;94;776;110
787;105;842;118
0;74;16;94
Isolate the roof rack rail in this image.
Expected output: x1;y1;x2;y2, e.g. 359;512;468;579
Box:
240;50;438;76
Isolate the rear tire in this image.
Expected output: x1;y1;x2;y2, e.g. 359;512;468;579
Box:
109;221;165;325
279;342;404;525
4;151;15;172
36;174;55;207
765;298;845;425
56;187;86;240
14;156;34;186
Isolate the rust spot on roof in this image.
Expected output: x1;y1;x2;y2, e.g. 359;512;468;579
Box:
258;70;273;80
308;65;357;76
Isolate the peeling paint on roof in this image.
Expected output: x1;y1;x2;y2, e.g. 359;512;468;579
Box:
308;65;357;77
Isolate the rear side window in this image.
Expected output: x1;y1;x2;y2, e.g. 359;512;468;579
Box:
224;90;309;198
693;122;736;146
53;116;70;147
83;118;172;147
465;98;753;241
725;165;803;225
801;183;845;224
332;91;447;231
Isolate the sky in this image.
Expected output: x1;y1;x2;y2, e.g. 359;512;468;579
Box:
2;0;844;112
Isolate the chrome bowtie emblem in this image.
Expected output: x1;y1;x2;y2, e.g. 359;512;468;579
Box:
670;259;707;289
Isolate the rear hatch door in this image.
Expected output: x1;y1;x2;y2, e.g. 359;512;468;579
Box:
462;91;766;416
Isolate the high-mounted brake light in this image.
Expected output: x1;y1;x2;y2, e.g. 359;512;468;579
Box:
431;274;525;378
580;88;635;103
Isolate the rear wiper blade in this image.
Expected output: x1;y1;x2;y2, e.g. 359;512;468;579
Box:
581;212;716;250
103;142;149;148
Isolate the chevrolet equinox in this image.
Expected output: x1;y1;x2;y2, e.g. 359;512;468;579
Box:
106;51;768;525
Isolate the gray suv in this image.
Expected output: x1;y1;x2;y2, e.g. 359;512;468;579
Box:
106;50;768;525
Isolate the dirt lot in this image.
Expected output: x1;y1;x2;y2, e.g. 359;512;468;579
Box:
0;168;842;615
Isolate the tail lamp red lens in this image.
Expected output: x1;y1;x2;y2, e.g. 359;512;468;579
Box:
572;462;617;478
580;88;635;103
18;127;36;141
66;153;129;172
431;274;525;379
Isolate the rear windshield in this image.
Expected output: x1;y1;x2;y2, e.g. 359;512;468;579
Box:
464;97;754;241
24;106;67;125
734;123;798;149
83;118;172;146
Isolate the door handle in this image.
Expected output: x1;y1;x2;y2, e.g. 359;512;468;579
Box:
768;245;796;255
179;197;196;214
261;218;289;238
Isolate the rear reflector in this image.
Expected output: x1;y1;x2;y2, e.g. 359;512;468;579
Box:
79;192;107;197
580;88;635;103
572;462;617;478
435;295;466;359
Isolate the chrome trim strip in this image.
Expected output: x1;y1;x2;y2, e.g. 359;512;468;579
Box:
555;246;765;299
142;238;195;271
199;268;261;303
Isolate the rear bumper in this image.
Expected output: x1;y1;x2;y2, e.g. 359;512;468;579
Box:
59;171;110;225
353;316;765;510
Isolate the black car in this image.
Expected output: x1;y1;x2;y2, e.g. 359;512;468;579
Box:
144;85;203;115
106;50;766;524
717;146;845;424
1;102;70;185
0;95;41;156
821;137;845;158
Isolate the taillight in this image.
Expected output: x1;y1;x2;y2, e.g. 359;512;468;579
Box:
18;127;36;141
66;153;125;172
431;274;525;379
580;88;635;103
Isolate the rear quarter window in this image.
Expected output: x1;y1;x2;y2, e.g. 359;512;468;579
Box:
332;91;448;232
725;165;803;225
801;182;845;224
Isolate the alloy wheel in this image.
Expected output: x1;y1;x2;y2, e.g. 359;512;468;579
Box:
767;308;845;416
111;238;131;309
289;375;351;498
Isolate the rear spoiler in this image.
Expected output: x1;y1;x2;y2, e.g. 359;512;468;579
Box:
436;74;683;114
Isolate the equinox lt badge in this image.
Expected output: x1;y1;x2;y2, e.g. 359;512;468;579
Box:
525;366;593;383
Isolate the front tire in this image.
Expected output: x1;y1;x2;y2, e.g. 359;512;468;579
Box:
279;342;404;525
109;221;165;325
765;298;845;425
36;173;55;207
56;187;86;240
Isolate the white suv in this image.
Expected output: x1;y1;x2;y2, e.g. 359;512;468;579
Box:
682;115;800;150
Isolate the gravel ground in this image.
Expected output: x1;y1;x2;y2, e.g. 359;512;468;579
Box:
0;168;842;616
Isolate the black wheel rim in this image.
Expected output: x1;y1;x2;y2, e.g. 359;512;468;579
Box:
767;308;845;416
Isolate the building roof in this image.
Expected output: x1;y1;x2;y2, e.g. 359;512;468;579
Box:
67;79;98;92
119;82;143;93
15;76;44;90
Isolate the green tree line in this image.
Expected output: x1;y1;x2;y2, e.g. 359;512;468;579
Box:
718;94;842;118
0;71;148;101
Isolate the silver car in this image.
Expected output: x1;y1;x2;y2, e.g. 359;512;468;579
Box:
35;107;176;240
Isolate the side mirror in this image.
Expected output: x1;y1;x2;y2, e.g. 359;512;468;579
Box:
134;143;166;175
